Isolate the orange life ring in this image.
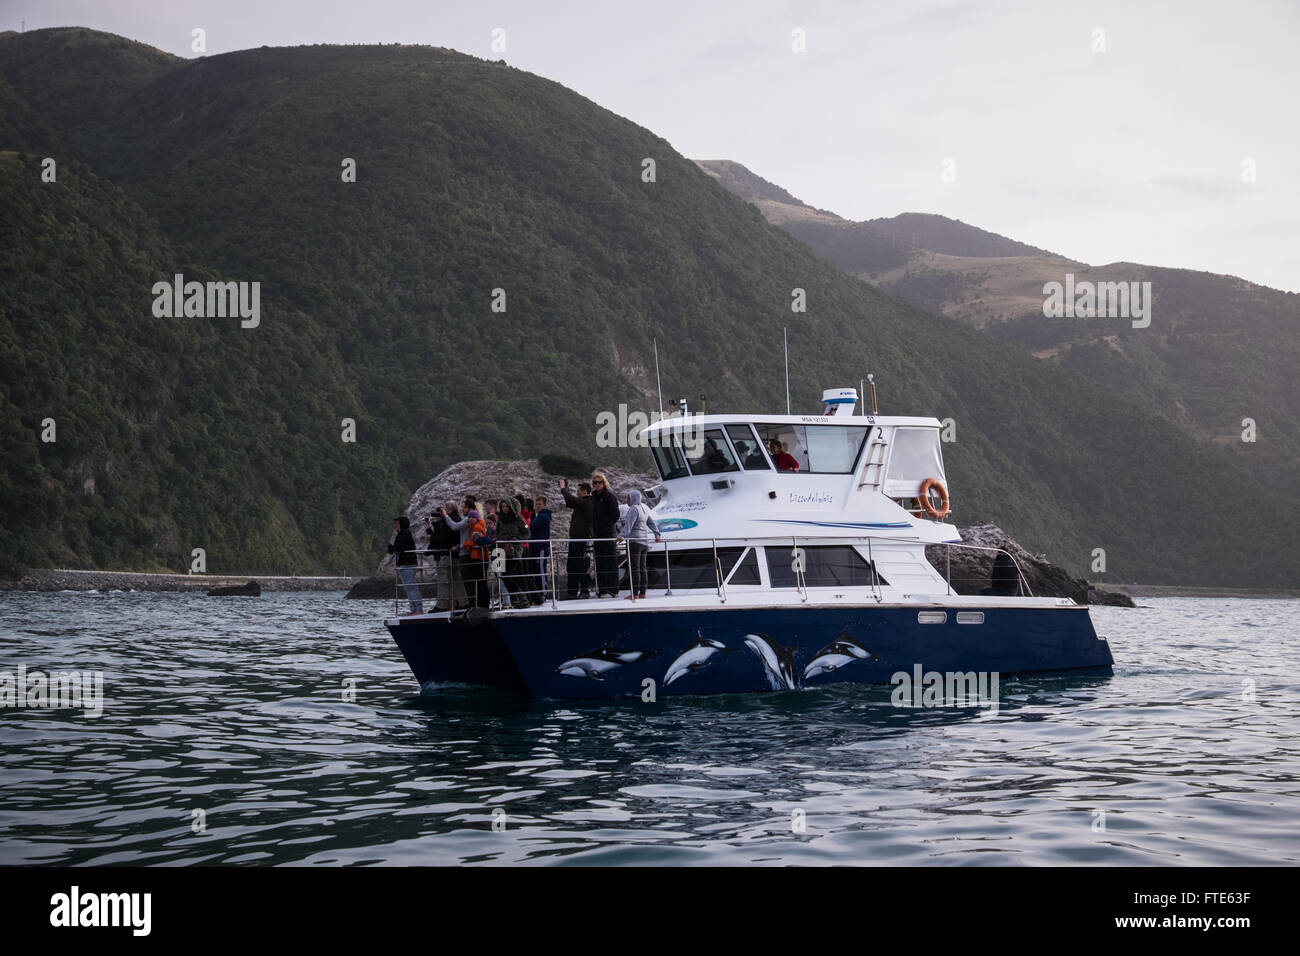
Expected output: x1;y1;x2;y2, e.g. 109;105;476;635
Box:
919;478;950;520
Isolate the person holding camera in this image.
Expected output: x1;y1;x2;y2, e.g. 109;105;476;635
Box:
427;502;464;611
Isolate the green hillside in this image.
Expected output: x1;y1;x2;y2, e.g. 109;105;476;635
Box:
1;28;1294;585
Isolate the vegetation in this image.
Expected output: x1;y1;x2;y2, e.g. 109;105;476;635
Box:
0;28;1294;585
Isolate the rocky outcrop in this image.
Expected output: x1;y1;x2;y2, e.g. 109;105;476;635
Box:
350;459;659;598
344;575;396;599
925;523;1134;606
377;459;657;574
207;580;261;596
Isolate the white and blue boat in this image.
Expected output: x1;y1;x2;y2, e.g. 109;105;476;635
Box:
386;387;1114;698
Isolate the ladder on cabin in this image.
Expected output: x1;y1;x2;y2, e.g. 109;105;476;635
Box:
858;431;889;490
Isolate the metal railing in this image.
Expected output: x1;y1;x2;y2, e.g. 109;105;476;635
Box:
389;534;1036;615
934;542;1034;598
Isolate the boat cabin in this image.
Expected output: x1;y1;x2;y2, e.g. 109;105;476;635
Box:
640;388;954;543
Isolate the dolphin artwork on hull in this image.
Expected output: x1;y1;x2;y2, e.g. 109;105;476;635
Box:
803;628;880;681
743;634;800;691
664;633;731;686
555;644;650;680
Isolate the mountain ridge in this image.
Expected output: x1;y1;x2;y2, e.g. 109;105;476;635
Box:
1;27;1293;586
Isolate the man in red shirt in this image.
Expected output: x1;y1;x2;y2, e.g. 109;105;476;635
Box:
769;439;800;471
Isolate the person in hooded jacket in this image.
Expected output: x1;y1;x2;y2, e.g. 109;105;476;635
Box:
559;478;594;599
387;515;423;615
617;490;661;600
494;496;530;608
590;472;622;597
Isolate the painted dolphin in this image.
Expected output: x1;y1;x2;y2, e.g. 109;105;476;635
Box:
664;633;731;686
556;644;649;680
803;634;879;680
743;634;799;691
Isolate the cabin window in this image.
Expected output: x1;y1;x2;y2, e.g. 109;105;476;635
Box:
753;424;869;474
647;547;747;590
725;548;762;586
764;545;888;588
683;428;740;476
884;427;946;496
726;424;770;470
917;611;947;624
651;438;690;481
804;425;869;473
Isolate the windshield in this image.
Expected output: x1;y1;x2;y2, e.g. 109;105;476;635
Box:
683;428;739;475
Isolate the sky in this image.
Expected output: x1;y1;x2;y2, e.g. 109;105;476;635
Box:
8;0;1299;291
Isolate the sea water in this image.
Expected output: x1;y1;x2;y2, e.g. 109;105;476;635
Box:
0;592;1295;865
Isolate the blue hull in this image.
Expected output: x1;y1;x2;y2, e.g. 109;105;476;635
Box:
387;604;1113;699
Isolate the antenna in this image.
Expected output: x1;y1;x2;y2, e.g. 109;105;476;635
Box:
860;378;865;414
653;338;663;417
868;373;878;414
784;326;790;415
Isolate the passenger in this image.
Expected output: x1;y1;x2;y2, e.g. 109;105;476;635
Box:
387;516;423;615
617;490;661;601
440;497;481;606
590;472;621;597
521;498;534;525
741;441;767;469
441;497;476;549
495;496;530;609
703;438;729;471
982;553;1020;597
484;512;502;605
526;495;553;604
428;503;466;611
770;439;800;472
559;478;594;599
458;506;491;609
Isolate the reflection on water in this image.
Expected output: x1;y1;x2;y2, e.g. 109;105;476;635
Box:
0;592;1296;865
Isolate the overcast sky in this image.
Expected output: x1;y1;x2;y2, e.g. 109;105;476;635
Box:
11;0;1299;291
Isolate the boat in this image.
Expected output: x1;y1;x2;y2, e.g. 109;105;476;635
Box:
385;387;1114;699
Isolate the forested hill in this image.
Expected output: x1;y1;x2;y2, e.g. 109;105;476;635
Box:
1;27;1293;586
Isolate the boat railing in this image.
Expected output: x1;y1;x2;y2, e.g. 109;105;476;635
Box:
389;534;1035;615
935;542;1034;597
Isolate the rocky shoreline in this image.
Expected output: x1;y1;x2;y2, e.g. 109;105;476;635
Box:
1;569;358;593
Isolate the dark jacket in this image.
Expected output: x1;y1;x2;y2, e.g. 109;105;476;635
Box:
561;487;594;540
388;519;418;567
529;508;552;553
428;513;460;556
494;497;528;558
591;486;620;539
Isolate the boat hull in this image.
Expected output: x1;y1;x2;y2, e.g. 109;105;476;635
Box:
386;603;1112;699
